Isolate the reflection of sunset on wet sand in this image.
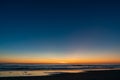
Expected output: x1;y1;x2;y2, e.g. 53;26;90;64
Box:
0;70;84;77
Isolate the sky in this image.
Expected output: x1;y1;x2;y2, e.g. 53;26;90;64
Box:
0;0;120;64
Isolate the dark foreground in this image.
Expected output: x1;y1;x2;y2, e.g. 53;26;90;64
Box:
0;70;120;80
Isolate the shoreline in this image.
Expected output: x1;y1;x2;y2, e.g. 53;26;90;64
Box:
0;70;120;80
0;68;120;77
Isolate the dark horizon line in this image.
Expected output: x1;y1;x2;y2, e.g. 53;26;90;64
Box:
0;62;120;65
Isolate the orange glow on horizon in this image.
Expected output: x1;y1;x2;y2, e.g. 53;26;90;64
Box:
0;57;120;64
0;50;120;64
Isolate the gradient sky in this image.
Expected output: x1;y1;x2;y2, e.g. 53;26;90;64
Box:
0;0;120;64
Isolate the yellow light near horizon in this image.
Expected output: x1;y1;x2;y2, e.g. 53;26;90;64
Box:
0;50;120;64
0;57;120;64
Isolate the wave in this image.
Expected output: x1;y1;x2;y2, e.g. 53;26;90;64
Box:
0;64;120;71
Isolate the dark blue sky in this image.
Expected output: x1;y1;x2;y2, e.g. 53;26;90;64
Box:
0;0;120;55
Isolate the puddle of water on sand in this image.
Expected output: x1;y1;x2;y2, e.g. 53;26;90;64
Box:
0;70;84;77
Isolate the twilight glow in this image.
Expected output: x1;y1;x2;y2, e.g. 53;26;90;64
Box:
0;0;120;64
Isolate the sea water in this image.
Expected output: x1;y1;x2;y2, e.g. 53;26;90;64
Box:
0;64;120;77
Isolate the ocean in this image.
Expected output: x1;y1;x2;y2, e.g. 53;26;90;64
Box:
0;64;120;77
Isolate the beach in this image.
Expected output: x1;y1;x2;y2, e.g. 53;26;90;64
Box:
0;70;120;80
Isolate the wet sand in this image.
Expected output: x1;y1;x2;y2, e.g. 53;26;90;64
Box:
0;70;120;80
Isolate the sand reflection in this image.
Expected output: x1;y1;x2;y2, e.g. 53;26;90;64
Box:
0;70;84;77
